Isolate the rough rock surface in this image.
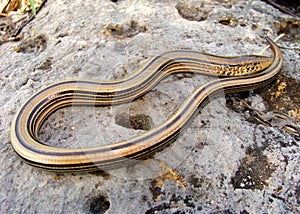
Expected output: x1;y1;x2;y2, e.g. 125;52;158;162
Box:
0;0;299;213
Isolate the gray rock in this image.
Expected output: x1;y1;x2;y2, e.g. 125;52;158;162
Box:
1;0;299;213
